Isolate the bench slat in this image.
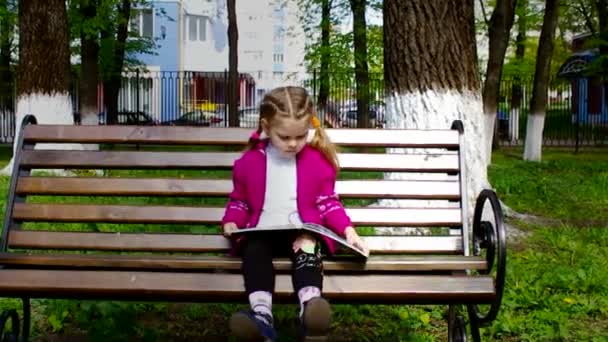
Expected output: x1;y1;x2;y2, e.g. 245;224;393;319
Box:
13;203;462;226
0;253;486;272
19;150;460;172
0;269;495;304
8;231;463;254
23;126;460;148
17;177;461;200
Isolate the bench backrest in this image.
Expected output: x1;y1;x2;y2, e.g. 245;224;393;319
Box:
1;121;469;257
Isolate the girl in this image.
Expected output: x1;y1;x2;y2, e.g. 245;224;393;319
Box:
222;86;368;341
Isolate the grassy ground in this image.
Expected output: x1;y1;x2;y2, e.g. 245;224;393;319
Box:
0;145;607;341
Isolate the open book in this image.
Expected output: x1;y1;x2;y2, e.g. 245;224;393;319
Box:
232;222;369;258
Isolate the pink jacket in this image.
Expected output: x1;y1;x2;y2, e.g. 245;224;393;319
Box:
221;142;352;255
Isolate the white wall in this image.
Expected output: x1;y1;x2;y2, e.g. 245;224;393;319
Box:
180;0;306;97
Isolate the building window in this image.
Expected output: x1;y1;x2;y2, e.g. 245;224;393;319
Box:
187;15;208;41
273;53;284;63
130;8;153;38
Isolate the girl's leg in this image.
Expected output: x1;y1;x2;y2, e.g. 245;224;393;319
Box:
291;233;331;340
242;234;275;318
230;233;277;341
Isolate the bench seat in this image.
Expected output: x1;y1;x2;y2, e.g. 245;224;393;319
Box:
0;118;507;342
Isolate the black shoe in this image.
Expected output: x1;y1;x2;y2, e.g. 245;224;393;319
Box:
298;297;332;342
230;310;277;341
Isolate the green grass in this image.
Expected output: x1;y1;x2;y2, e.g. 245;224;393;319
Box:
489;148;608;226
0;145;607;341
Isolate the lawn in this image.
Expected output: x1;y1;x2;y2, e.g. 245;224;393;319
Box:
0;145;607;341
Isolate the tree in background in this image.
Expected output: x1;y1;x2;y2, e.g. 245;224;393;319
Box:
100;0;131;125
523;0;560;161
227;0;239;127
0;0;15;114
2;0;73;174
481;0;518;164
349;0;370;127
384;0;488;208
77;0;100;127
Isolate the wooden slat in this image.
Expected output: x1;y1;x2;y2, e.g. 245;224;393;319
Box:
13;203;462;226
20;150;459;172
0;253;486;272
8;231;463;254
17;177;461;200
23;125;460;148
0;269;495;304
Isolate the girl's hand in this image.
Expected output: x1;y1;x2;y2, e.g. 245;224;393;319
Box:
223;222;238;237
344;226;369;256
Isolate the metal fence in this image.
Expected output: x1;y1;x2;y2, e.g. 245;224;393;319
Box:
0;71;606;148
497;76;608;148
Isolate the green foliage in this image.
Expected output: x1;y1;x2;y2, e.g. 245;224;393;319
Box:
299;0;383;73
66;0;158;80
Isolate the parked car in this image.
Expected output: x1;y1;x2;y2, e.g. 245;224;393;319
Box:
238;107;259;128
165;110;224;126
95;111;158;125
339;102;385;128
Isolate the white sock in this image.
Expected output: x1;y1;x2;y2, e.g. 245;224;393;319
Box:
298;286;321;317
249;291;273;323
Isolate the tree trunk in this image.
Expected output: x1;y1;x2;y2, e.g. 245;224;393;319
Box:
0;0;14;113
384;0;485;219
102;0;130;125
350;0;370;128
596;0;607;70
227;0;239;127
482;0;517;164
2;0;74;174
317;0;331;110
523;0;559;161
509;0;528;144
79;0;100;127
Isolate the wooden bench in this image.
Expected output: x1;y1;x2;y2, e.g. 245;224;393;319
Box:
0;115;506;341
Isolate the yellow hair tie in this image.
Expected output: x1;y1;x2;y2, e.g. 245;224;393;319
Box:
311;115;321;129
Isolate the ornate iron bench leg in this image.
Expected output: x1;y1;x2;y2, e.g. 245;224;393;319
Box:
21;298;30;342
0;309;19;342
448;305;467;342
0;298;30;342
467;189;507;340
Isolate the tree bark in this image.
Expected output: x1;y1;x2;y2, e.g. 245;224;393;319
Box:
2;0;74;174
524;0;560;161
350;0;370;128
102;0;130;125
384;0;485;223
227;0;239;127
317;0;331;111
79;0;100;127
482;0;517;164
596;0;607;71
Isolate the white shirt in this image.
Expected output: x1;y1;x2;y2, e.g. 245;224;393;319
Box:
256;143;303;227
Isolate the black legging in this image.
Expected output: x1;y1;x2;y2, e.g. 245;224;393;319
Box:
241;231;323;295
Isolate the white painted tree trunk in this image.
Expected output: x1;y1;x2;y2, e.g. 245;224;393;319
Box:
483;113;496;166
523;113;545;161
509;107;520;143
384;89;489;222
1;93;77;175
79;104;100;151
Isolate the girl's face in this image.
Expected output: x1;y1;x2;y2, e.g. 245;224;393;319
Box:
262;116;309;157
